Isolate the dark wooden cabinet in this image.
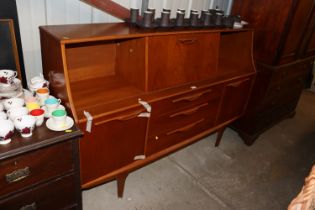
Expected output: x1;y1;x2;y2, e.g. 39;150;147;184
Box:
232;0;315;145
0;123;82;209
40;23;256;197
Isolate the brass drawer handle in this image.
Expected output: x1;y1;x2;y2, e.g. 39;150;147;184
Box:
166;119;204;136
6;167;30;183
169;103;209;118
178;38;198;45
94;110;144;126
227;78;250;88
172;89;212;103
19;202;37;210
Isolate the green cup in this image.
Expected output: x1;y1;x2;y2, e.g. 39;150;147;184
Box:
52;109;67;128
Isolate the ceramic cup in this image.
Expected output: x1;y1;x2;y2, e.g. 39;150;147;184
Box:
0;111;7;120
44;98;61;111
3;97;25;110
26;102;40;112
0;119;14;144
14;115;36;138
51;109;67;128
0;102;3;112
0;69;17;84
30;108;45;126
24;96;37;104
36;88;50;105
7;107;28;121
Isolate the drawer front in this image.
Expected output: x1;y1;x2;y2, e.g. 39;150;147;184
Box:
146;101;220;156
148;33;220;90
79;106;148;185
150;84;223;118
149;97;221;136
0;174;78;210
0;141;73;197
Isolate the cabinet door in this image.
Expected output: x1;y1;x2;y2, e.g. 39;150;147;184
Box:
79;107;148;185
147;33;220;90
217;77;253;124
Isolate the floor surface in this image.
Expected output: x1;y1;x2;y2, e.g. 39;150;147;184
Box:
83;90;315;210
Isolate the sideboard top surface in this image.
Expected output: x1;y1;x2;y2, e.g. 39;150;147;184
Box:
39;22;252;43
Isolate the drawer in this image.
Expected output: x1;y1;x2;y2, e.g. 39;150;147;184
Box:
146;110;217;156
150;84;223;119
0;174;77;210
148;97;221;136
0;141;73;197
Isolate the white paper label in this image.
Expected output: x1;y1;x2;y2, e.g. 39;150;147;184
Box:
83;111;93;133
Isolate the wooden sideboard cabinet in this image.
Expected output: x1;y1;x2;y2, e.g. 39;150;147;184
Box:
39;23;256;197
232;0;315;145
0;123;82;210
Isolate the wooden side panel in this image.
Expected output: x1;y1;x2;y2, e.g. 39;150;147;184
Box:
65;41;117;82
280;0;315;64
116;38;146;91
40;28;73;115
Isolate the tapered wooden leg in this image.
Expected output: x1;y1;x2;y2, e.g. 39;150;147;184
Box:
117;173;128;198
215;127;226;147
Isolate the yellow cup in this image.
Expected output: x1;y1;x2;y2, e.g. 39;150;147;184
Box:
26;102;40;111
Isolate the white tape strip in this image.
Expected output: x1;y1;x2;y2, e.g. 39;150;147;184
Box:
138;112;151;118
134;155;146;160
83;111;93;133
138;98;151;113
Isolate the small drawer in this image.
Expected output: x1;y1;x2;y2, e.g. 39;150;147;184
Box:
148;97;221;136
0;141;73;197
150;84;223;119
146;112;216;156
0;174;77;210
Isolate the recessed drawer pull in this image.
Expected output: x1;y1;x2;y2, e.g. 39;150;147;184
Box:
178;38;198;45
227;78;250;88
94;110;144;126
19;202;37;210
172;89;212;103
169;103;209;118
6;167;30;183
166;119;204;136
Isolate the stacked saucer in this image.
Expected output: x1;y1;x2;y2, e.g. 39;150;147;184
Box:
0;78;23;100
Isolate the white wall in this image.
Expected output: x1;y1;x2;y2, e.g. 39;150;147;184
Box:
15;0;230;83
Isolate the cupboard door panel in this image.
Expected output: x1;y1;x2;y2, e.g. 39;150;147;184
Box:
218;77;253;124
148;33;220;90
79;107;148;185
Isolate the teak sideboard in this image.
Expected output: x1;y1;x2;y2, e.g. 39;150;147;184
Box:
39;23;256;197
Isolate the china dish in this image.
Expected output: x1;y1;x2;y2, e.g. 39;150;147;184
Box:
46;116;74;131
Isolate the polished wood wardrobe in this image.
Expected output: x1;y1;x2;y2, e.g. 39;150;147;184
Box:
232;0;315;145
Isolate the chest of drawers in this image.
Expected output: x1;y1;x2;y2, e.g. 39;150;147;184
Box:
0;123;82;209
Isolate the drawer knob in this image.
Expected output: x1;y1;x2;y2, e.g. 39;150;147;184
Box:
19;202;36;210
155;136;159;140
6;167;30;183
